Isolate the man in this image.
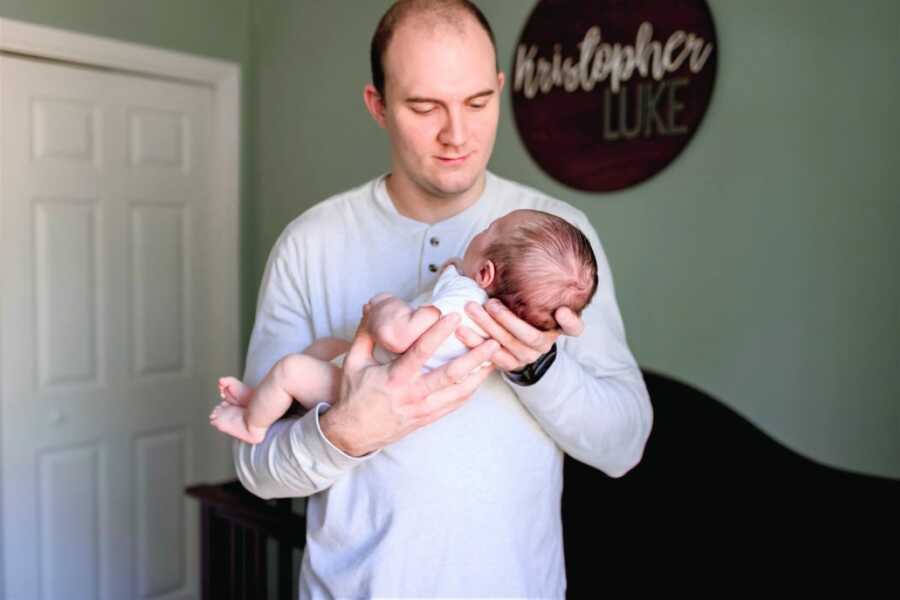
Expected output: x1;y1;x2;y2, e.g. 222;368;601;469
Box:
234;1;653;597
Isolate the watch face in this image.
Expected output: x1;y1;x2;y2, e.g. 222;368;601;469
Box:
516;343;558;385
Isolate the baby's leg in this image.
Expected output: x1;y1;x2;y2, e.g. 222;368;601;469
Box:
219;377;252;406
210;353;343;444
302;336;351;361
217;337;348;408
253;353;343;412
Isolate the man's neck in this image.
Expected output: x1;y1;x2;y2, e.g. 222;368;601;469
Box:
385;172;486;225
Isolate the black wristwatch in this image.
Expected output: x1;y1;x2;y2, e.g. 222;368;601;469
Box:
505;343;558;386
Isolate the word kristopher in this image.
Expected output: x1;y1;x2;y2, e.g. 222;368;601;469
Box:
514;23;714;140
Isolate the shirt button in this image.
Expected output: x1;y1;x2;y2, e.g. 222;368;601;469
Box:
430;237;440;247
428;264;438;273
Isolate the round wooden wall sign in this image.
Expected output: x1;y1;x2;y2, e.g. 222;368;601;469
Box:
511;0;718;192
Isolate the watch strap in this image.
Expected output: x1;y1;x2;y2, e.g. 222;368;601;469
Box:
506;343;558;386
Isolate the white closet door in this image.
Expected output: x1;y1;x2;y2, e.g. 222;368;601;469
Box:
1;54;233;600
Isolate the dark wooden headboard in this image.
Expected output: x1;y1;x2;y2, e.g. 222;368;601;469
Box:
562;370;899;595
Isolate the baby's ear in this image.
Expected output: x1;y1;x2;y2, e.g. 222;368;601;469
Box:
477;260;496;289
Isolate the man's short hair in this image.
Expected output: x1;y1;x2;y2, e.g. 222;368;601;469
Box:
370;0;498;99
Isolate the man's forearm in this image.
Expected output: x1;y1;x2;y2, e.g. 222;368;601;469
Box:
233;404;369;499
505;347;653;478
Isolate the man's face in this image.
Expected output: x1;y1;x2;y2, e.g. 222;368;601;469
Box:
379;17;505;200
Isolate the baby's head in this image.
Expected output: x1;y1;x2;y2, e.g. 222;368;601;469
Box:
461;209;599;331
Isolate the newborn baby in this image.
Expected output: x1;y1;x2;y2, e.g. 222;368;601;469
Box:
210;209;599;444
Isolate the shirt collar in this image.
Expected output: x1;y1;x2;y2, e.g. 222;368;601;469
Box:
371;171;497;233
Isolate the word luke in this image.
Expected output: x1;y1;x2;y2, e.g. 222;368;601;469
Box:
514;23;714;141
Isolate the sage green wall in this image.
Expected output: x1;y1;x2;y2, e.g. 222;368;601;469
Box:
251;0;899;478
0;0;249;62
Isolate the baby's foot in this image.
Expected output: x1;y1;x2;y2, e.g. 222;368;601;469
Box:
209;401;267;444
218;376;253;407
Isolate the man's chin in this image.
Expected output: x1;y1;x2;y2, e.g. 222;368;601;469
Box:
425;172;482;199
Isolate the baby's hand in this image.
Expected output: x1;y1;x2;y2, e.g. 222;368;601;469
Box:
366;294;416;353
439;257;463;273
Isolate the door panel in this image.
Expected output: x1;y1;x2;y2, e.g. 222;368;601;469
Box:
1;54;232;600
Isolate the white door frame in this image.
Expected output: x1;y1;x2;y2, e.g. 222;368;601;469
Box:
0;17;241;594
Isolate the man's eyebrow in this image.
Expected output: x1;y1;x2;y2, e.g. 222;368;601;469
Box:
466;89;495;101
405;90;496;103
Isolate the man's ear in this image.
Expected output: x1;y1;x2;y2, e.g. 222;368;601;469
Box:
476;260;496;289
496;70;506;95
363;83;387;128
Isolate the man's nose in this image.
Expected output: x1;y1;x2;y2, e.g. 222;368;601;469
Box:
437;107;467;148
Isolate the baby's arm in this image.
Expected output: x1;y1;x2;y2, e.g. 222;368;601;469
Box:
367;294;441;354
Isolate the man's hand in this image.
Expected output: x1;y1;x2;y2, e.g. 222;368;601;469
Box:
319;309;499;457
457;299;584;372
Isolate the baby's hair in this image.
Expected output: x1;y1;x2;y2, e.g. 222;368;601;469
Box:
484;210;599;331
